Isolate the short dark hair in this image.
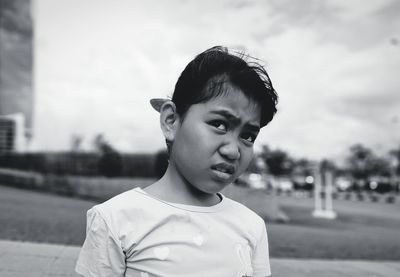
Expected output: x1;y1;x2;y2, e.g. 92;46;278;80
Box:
171;46;278;127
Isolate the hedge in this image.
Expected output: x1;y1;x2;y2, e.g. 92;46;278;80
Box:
0;168;155;201
0;151;168;178
0;168;286;222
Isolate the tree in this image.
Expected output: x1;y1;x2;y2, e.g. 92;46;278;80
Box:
346;144;373;181
260;145;294;176
245;154;267;174
320;159;337;173
346;144;390;181
70;134;83;152
93;134;122;177
292;158;314;176
389;145;400;175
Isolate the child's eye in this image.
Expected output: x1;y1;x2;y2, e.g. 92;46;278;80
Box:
209;120;228;131
241;132;257;144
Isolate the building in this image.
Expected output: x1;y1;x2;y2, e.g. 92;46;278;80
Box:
0;0;33;153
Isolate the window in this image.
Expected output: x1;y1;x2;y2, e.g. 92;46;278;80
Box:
0;118;15;153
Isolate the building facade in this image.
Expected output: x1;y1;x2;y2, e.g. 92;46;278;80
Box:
0;0;33;153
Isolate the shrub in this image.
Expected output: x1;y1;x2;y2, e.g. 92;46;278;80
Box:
0;152;158;178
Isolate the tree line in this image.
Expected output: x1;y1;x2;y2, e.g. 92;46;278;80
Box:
252;144;400;183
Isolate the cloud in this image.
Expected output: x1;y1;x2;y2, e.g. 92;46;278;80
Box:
32;0;400;162
266;0;400;51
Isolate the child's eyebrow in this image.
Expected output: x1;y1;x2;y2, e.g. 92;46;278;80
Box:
246;124;261;133
209;110;260;131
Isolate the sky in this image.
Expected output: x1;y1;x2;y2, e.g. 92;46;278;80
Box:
32;0;400;163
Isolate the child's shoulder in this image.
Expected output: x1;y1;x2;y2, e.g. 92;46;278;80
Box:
221;195;266;226
216;196;268;241
223;196;263;217
91;188;151;220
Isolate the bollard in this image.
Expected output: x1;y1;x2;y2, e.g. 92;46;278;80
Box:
312;168;337;219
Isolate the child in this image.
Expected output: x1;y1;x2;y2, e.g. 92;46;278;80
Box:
75;46;278;277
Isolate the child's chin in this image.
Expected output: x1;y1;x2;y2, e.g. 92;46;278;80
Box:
197;182;231;194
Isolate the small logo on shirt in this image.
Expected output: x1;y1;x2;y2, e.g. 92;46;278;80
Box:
236;243;253;277
154;247;170;260
192;234;204;246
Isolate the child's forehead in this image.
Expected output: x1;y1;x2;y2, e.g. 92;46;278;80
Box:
189;86;262;124
200;84;261;111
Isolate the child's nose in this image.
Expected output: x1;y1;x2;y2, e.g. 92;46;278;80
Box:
219;139;240;161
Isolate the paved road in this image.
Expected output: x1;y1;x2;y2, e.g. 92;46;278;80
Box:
1;240;400;277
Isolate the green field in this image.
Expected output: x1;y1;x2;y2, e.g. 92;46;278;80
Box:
0;184;399;260
269;195;400;260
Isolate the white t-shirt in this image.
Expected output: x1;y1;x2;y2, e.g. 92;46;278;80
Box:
75;188;271;277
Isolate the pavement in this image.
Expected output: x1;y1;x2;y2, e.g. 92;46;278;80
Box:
1;240;400;277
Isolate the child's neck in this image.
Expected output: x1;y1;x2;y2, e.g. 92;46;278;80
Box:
144;166;221;207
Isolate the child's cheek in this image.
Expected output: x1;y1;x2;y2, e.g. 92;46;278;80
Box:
240;149;254;172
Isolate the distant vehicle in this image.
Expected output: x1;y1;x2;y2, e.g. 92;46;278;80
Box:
292;175;314;191
335;176;353;192
235;173;268;189
367;176;393;194
270;177;294;192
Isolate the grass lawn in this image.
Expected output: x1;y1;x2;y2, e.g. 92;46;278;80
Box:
1;184;399;260
0;184;94;245
269;195;400;260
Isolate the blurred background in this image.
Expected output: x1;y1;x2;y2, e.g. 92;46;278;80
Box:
1;0;400;262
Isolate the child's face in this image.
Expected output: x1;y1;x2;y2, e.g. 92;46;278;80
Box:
170;85;261;194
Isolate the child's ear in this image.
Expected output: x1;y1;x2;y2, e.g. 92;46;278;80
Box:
159;101;180;142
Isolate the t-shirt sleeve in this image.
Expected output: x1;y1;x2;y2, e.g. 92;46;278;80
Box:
252;221;271;277
75;207;126;277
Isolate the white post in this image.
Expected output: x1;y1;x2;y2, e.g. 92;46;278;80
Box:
324;171;337;219
313;167;322;213
312;168;337;219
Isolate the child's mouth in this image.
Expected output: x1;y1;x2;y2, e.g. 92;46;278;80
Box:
211;163;235;181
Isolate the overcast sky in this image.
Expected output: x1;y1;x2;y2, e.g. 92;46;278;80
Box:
32;0;400;162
